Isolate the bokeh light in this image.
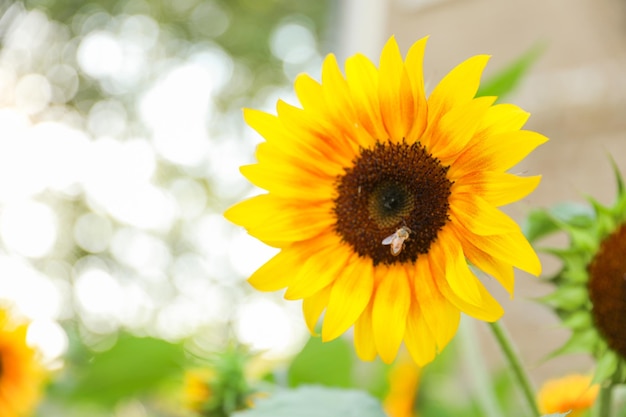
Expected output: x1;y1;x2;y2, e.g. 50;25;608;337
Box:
0;0;331;413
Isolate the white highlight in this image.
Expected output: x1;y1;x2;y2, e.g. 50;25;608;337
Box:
235;297;308;358
0;200;57;258
27;319;68;363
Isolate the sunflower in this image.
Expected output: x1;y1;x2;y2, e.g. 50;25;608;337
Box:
529;163;626;382
537;374;598;417
226;36;546;365
0;307;44;417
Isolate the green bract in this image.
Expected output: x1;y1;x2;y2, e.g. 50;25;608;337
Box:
526;161;626;383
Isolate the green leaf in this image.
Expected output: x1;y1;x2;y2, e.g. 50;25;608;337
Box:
551;329;598;357
52;333;185;406
288;337;353;388
538;285;588;311
232;385;387;417
523;208;560;243
542;413;571;417
561;310;592;330
477;42;545;99
542;247;591;276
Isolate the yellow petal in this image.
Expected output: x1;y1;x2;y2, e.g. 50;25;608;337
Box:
435;227;482;306
372;266;411;364
449;192;521;236
378;36;414;141
243;107;283;142
294;73;325;114
354;303;377;361
436;277;504;322
451;130;548;176
224;194;335;246
429;234;504;322
284;236;352;300
302;284;332;334
455;171;542;207
244;108;325;165
404;37;428;142
427;54;490;126
240;160;335;200
411;260;461;352
470;228;542;276
345;53;387;141
475;103;530;137
239;163;319;200
428;96;497;164
404;302;437;366
321;54;357;129
275;99;357;166
248;248;302;292
322;258;374;342
454;231;516;296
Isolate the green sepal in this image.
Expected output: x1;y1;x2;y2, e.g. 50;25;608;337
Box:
541;246;592;267
567;228;600;254
557;268;590;285
593;350;620;384
550;328;598;358
609;156;626;223
561;310;593;331
586;196;617;238
540;247;592;285
614;358;626;383
538;285;588;311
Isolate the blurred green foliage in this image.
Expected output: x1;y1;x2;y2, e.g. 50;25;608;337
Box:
22;0;332;111
48;333;186;407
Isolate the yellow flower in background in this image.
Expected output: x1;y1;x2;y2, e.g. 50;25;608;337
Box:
0;308;44;417
184;368;216;413
384;354;421;417
537;374;598;417
226;36;546;365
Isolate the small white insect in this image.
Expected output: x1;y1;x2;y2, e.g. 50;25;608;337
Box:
381;226;411;256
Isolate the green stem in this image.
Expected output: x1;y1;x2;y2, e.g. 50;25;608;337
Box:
488;321;540;417
594;380;614;417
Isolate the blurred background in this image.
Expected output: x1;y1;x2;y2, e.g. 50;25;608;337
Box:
1;0;625;415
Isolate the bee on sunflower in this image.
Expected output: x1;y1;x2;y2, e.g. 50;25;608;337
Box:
226;35;547;366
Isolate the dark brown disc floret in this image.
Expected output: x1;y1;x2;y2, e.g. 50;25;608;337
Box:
333;141;452;265
588;223;626;360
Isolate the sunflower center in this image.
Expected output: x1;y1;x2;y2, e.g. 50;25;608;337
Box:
333;141;452;265
588;223;626;360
